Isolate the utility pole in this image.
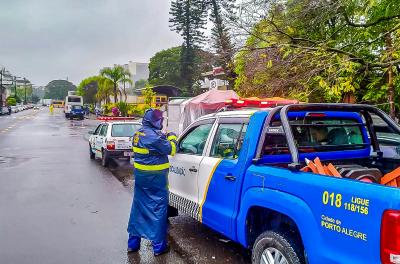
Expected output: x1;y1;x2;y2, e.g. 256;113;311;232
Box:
24;78;27;104
0;68;3;107
14;76;17;98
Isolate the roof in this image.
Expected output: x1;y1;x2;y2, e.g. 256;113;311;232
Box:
100;121;141;125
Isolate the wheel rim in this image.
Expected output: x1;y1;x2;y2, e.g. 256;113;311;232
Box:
261;247;288;264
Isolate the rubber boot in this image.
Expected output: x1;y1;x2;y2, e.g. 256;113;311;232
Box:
152;240;169;256
127;235;141;253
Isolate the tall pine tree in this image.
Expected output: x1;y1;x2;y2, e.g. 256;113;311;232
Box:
207;0;236;85
170;0;207;95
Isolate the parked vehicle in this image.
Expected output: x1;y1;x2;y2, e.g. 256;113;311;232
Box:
88;118;140;167
68;105;85;120
0;106;10;115
167;103;400;264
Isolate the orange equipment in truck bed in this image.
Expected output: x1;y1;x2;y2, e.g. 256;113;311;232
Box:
381;167;400;187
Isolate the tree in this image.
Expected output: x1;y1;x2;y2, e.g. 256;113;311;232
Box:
142;86;156;105
206;0;236;86
6;96;16;106
135;79;149;89
78;76;99;104
149;47;184;88
96;77;113;105
120;71;133;102
100;65;127;103
44;80;76;100
170;0;208;95
233;0;400;116
31;95;40;104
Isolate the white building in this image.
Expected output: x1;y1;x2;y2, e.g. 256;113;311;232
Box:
122;61;149;90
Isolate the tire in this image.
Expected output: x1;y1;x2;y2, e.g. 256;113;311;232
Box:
101;149;109;167
252;231;304;264
89;144;95;160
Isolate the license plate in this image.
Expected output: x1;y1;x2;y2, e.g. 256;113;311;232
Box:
124;152;133;157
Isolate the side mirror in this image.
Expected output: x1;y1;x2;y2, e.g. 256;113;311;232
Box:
88;131;95;135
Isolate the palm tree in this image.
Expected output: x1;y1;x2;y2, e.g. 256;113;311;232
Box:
120;70;133;102
96;77;113;104
100;65;126;103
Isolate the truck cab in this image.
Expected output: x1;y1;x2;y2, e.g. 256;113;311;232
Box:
168;104;400;264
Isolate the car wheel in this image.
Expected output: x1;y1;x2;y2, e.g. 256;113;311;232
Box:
101;149;109;167
89;144;95;160
252;231;304;264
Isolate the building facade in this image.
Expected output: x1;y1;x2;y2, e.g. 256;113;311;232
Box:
122;61;149;90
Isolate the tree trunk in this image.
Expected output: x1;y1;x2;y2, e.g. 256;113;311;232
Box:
113;83;118;103
385;34;395;119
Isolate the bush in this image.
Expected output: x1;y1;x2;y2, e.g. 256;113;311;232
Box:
6;96;17;106
115;102;129;117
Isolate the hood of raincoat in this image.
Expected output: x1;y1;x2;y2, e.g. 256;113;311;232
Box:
142;108;164;130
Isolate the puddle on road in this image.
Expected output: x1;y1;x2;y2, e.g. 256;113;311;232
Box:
0;156;32;167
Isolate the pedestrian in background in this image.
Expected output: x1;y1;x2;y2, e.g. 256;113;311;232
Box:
127;108;177;256
49;104;54;114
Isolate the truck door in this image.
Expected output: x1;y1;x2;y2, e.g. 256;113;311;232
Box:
199;119;248;238
169;119;215;220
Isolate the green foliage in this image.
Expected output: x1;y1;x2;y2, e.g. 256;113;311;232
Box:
142;86;156;105
170;0;208;94
96;77;114;104
31;95;40;104
234;0;400;112
135;79;148;89
6;96;16;106
149;47;184;88
115;102;129;117
100;65;130;103
44;80;76;100
78;76;99;104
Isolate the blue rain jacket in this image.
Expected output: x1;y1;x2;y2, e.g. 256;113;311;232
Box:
128;109;177;243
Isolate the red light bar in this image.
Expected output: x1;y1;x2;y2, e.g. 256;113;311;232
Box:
97;117;138;121
306;113;327;118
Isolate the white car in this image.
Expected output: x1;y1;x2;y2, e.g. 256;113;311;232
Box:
88;120;141;167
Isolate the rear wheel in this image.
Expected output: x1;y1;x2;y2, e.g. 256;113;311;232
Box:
101;149;109;167
89;144;95;160
252;231;304;264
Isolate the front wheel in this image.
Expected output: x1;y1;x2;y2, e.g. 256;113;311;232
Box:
252;231;304;264
89;144;95;160
101;150;109;167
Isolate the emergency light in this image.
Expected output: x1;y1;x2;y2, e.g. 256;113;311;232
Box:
225;98;299;108
97;117;138;121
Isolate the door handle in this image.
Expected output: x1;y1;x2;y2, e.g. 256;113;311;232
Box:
225;174;236;181
189;168;198;173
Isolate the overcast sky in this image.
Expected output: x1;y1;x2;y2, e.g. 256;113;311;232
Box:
0;0;182;86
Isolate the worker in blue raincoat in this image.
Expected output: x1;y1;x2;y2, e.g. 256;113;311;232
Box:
127;108;177;256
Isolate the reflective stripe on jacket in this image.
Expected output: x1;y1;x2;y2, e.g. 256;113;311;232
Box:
132;126;177;171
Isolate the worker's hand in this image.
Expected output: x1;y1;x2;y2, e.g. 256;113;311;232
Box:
166;132;178;141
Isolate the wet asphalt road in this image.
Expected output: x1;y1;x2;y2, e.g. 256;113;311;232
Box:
0;108;251;264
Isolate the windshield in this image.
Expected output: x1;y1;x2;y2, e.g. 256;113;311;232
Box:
111;124;139;137
68;97;82;103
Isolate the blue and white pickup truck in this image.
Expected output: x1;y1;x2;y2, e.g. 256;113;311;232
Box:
167;104;400;264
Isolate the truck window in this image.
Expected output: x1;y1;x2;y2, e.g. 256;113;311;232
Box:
210;123;248;159
94;124;103;135
262;116;366;156
179;124;213;155
370;114;400;158
99;124;108;137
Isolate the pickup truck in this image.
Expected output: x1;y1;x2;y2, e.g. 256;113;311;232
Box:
167;104;400;264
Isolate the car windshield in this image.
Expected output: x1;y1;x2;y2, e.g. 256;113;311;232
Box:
111;124;139;137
